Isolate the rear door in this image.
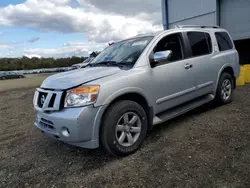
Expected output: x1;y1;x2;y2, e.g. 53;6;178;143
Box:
184;31;215;97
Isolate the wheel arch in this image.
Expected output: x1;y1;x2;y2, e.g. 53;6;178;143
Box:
98;92;154;138
216;65;236;91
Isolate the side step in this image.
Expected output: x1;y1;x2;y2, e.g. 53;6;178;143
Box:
153;94;215;125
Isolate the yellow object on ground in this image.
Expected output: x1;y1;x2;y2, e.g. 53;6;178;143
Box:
236;66;245;86
244;65;250;83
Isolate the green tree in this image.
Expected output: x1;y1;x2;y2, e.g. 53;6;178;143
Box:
0;56;88;71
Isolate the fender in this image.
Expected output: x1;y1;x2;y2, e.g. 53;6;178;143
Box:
95;87;152;107
91;87;154;142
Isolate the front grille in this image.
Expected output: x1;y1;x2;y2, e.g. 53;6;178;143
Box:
37;92;48;108
36;88;63;111
59;91;66;110
48;94;56;107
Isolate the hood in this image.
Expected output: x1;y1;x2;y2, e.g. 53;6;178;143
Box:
41;66;122;90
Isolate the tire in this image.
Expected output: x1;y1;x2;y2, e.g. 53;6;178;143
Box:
100;100;148;157
214;72;234;105
1;76;6;80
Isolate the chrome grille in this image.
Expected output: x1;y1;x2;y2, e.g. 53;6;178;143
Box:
37;92;48;108
34;88;63;111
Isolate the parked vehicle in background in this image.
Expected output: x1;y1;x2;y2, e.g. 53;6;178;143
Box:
13;67;72;75
72;56;95;69
55;68;66;72
0;71;25;80
33;26;240;156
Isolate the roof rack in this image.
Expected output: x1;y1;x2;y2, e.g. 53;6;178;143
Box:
135;31;163;37
175;25;220;29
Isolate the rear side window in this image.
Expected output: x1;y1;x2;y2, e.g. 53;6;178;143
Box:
215;32;233;51
187;32;212;57
205;33;212;53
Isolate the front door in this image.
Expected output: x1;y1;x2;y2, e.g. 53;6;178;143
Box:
149;33;197;114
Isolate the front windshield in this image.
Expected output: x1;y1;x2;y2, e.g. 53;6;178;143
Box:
90;36;153;67
82;57;94;64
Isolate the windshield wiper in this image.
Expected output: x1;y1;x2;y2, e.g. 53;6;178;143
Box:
115;62;134;66
90;61;117;67
90;61;134;69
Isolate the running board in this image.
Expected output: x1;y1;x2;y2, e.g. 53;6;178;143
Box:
153;94;215;125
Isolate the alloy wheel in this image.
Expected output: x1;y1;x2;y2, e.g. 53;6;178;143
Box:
115;112;142;147
221;79;232;100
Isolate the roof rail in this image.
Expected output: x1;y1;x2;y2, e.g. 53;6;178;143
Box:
135;31;163;37
175;25;220;29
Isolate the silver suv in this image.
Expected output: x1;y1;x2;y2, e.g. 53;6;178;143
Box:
33;26;240;156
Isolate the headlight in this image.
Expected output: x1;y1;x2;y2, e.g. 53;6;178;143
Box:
33;91;39;106
64;85;100;107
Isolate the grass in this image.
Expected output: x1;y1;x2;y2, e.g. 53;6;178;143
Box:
0;73;54;92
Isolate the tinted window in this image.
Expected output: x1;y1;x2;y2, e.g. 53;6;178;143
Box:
215;32;233;51
187;32;212;57
205;33;212;53
154;33;183;63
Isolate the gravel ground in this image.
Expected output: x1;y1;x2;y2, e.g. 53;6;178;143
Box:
0;86;250;188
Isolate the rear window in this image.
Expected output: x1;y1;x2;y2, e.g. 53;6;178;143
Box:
215;32;233;51
187;32;212;57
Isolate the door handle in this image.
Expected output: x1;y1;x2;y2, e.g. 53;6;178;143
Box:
184;63;193;69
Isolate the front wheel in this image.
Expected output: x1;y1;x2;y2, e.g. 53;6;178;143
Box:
100;100;148;156
214;72;233;105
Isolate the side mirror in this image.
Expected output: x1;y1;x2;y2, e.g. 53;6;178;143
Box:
153;50;173;64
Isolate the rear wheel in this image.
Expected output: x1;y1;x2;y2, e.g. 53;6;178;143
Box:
214;72;233;105
100;100;148;156
1;76;6;80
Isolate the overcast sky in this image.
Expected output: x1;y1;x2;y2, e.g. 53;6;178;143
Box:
0;0;163;58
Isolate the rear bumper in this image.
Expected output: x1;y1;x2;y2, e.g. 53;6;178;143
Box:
34;105;106;149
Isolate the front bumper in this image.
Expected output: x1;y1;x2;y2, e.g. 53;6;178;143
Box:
34;105;105;149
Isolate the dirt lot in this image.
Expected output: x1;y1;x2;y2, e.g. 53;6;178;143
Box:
0;84;250;188
0;73;53;92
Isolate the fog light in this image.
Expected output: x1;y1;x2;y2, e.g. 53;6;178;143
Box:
36;115;40;123
61;127;70;137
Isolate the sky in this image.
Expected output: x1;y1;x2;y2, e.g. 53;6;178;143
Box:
0;0;163;58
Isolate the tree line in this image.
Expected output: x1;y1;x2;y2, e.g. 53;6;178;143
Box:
0;52;102;71
0;56;88;71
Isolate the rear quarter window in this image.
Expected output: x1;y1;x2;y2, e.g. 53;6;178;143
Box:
215;32;233;51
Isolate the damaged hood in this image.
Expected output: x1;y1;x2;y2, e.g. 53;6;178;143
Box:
41;66;122;90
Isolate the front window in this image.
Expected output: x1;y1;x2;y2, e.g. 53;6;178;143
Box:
153;33;184;64
90;36;153;68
